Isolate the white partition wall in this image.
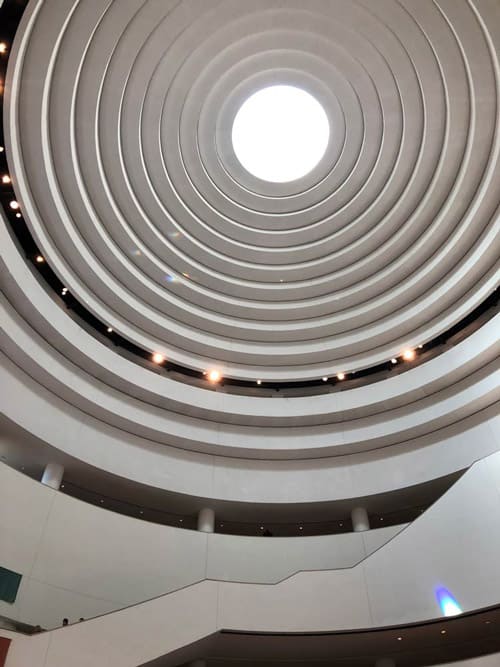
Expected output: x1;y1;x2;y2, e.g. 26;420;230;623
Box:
4;449;500;665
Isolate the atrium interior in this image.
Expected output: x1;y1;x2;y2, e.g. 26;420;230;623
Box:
0;1;499;666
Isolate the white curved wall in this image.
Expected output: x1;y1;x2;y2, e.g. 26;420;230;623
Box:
1;347;499;505
0;463;402;630
5;447;500;665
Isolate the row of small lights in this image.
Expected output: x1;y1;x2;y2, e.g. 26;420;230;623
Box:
1;34;423;389
1;18;498;640
147;348;422;386
395;618;494;642
3;198;425;388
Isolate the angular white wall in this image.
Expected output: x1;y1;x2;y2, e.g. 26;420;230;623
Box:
0;464;401;629
5;448;500;665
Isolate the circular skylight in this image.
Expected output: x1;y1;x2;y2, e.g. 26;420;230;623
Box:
231;85;330;183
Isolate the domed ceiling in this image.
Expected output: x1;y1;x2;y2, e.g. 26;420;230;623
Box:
4;0;499;385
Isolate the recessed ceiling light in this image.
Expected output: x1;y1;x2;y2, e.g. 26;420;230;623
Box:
152;353;165;364
441;629;447;635
337;372;345;380
35;255;44;263
15;212;21;218
391;358;397;364
2;175;11;184
107;327;113;333
257;380;262;385
397;637;403;641
207;369;221;383
232;85;330;183
403;349;416;361
0;146;4;152
322;376;328;382
9;200;19;210
0;43;7;55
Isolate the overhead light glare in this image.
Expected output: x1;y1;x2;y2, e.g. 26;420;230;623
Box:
107;327;113;333
402;349;416;361
322;376;328;382
208;369;221;383
232;85;329;183
2;174;11;184
0;43;7;54
257;380;262;385
337;372;345;380
9;200;19;210
391;358;397;364
152;352;165;364
35;255;44;263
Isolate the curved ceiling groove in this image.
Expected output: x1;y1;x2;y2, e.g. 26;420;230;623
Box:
0;0;496;385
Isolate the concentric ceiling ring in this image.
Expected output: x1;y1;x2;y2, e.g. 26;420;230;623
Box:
6;0;499;381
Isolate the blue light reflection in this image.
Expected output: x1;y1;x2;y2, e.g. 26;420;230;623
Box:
435;587;462;617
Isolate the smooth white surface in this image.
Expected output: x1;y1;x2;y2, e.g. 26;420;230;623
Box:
197;507;215;533
231;86;329;182
7;449;500;665
0;464;402;630
351;506;370;532
40;463;63;490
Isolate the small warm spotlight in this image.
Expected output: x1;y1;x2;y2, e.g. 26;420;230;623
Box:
257;379;262;385
403;349;416;361
322;376;328;382
15;212;21;218
0;43;7;55
337;372;345;380
9;200;19;210
61;288;67;295
107;327;113;333
35;255;44;263
441;629;447;635
152;352;165;364
208;369;221;383
0;146;4;152
2;175;11;184
391;358;397;364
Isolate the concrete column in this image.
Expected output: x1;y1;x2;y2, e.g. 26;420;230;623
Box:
197;508;215;533
41;462;64;490
375;659;395;667
351;506;370;532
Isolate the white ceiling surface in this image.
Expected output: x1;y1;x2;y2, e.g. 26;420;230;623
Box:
5;0;499;382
